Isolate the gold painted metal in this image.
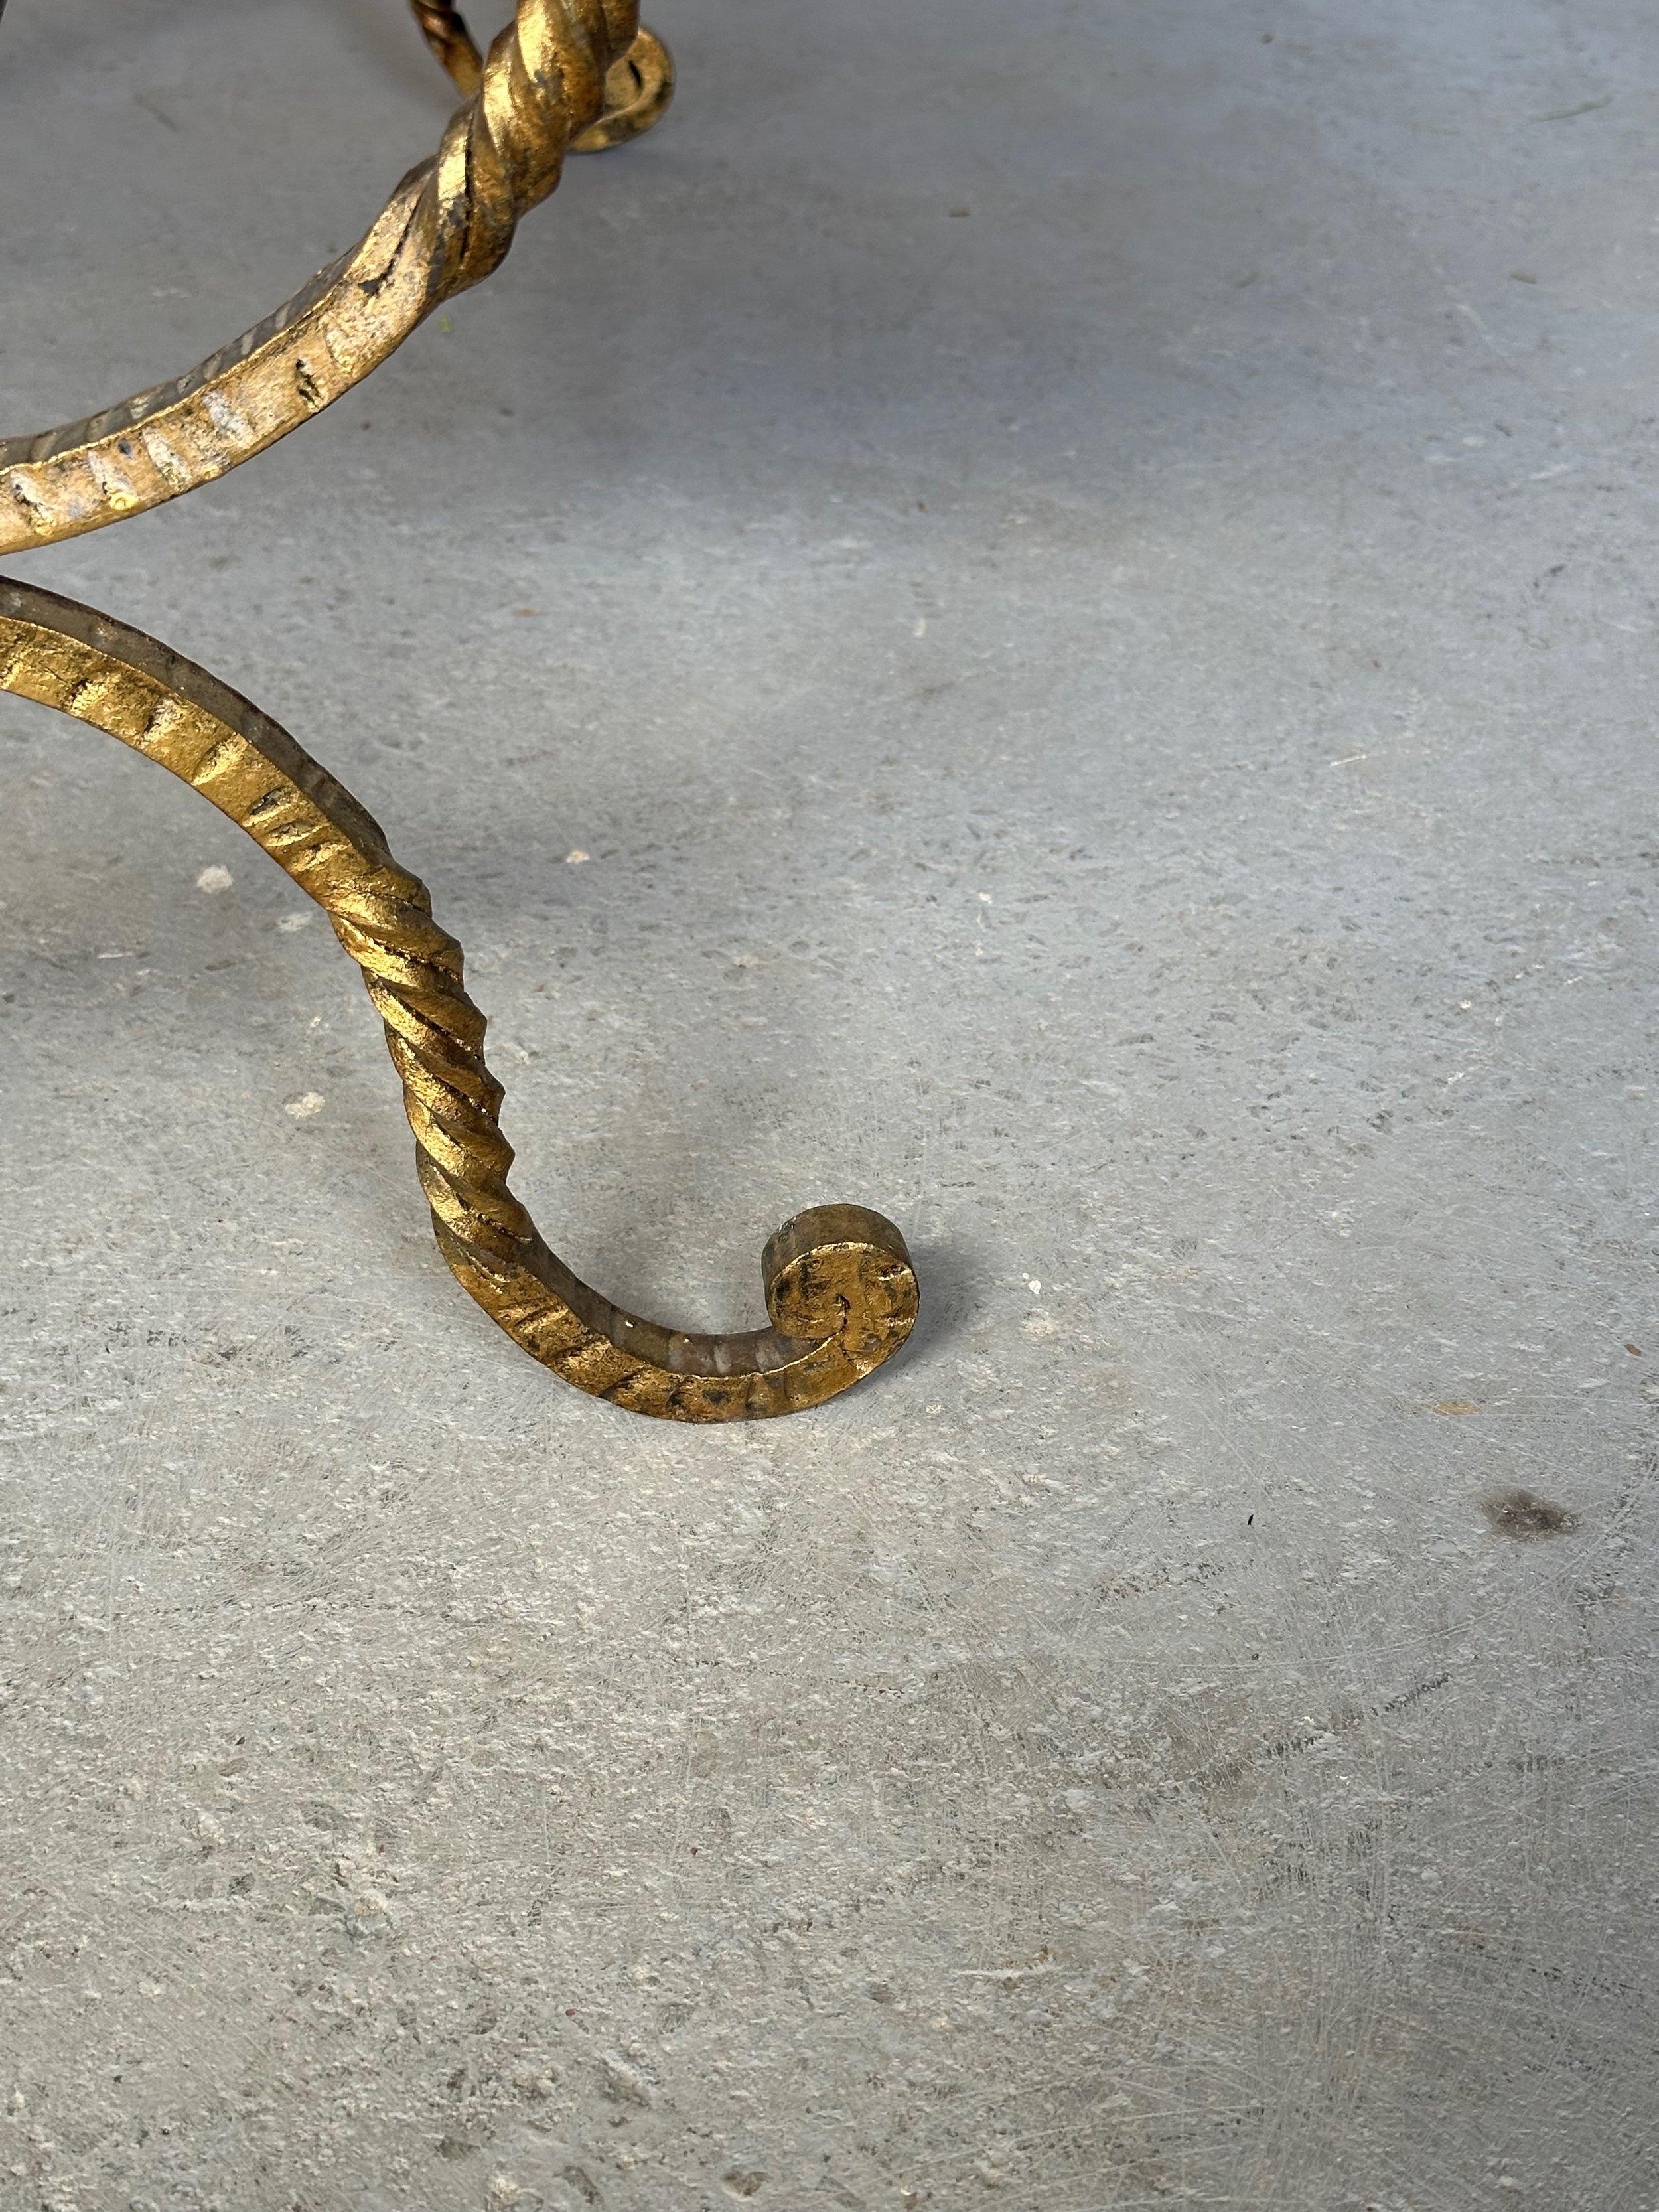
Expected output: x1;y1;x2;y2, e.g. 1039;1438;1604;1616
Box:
0;579;919;1420
1;0;918;1418
409;0;487;94
0;0;673;554
409;0;674;148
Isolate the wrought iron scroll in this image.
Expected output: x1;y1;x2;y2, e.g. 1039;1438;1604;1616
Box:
0;2;918;1421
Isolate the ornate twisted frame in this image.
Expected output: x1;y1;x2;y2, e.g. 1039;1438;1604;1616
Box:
0;1;918;1421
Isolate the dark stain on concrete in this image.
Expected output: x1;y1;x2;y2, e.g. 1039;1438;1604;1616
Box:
1482;1489;1580;1540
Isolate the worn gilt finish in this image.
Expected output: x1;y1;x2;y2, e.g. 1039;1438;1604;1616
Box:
0;0;672;554
0;1;918;1419
0;580;918;1419
409;0;674;138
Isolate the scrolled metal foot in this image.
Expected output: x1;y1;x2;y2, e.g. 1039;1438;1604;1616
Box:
409;0;487;96
0;578;918;1420
0;1;672;555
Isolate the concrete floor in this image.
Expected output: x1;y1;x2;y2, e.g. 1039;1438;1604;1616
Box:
3;1;1656;2205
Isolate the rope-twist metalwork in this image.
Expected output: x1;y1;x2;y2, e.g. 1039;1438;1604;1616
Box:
0;2;918;1420
409;0;489;95
0;0;672;552
0;579;918;1418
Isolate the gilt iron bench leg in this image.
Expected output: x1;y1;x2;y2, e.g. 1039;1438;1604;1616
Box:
0;579;918;1420
1;2;917;1416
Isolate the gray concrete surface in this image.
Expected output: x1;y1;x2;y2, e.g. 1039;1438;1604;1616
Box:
2;1;1656;2205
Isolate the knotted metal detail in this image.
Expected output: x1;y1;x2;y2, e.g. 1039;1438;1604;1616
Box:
1;3;919;1420
409;0;672;141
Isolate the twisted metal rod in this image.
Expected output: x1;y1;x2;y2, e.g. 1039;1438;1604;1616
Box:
409;0;486;94
0;0;672;553
0;578;919;1420
1;3;918;1418
407;0;672;141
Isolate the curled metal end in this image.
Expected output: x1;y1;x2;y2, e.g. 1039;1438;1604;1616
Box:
757;1203;922;1412
439;1199;918;1420
0;579;917;1424
570;29;675;152
765;1205;919;1367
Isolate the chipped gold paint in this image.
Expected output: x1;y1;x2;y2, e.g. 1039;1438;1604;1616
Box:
0;581;918;1419
1;2;916;1417
0;1;673;553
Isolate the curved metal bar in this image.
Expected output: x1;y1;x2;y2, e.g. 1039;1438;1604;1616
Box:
409;0;485;95
0;577;919;1420
0;1;672;555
